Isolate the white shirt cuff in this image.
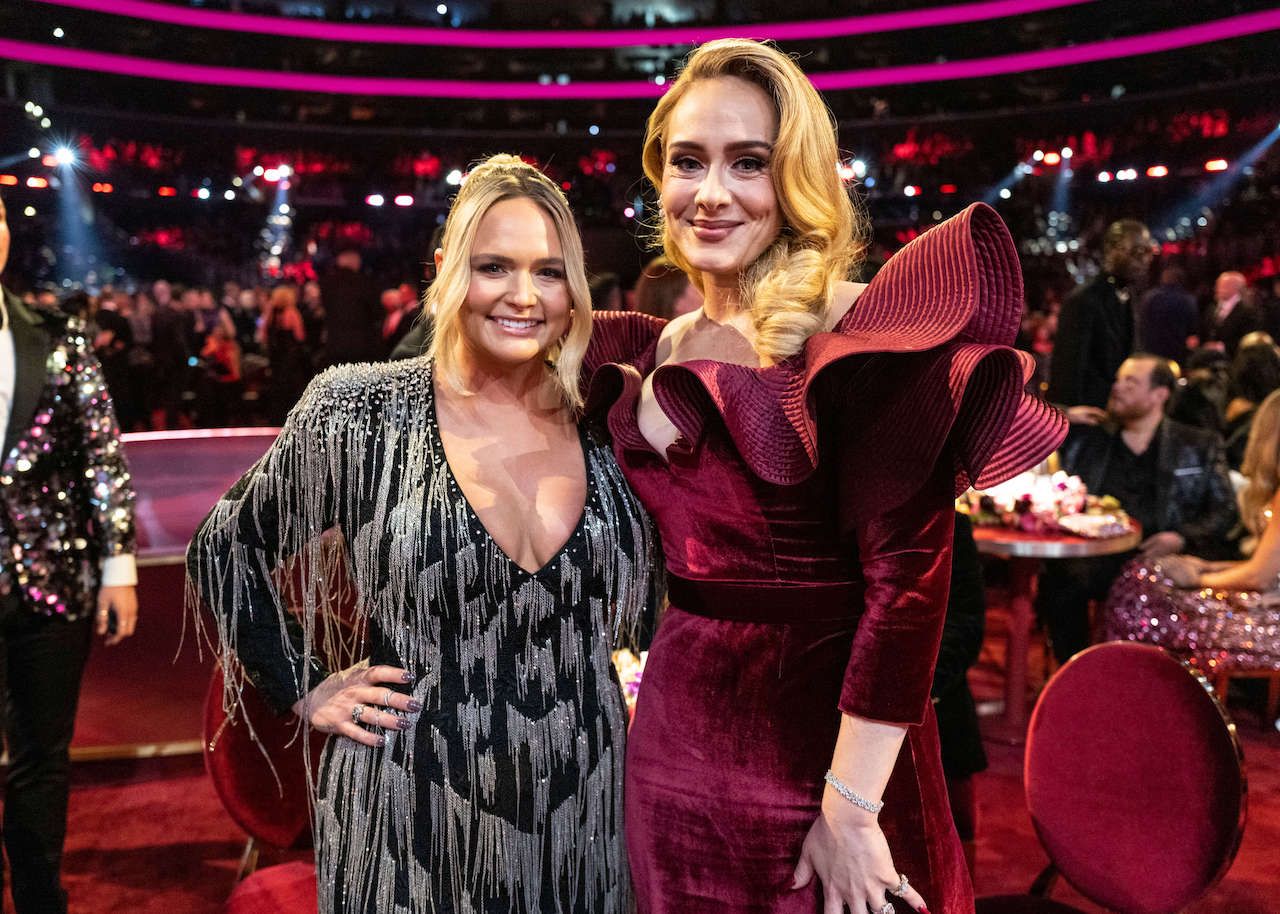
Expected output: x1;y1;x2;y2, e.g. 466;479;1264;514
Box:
101;554;138;588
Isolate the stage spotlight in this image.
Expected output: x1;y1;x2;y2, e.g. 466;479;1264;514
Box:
1043;152;1061;166
366;194;385;206
232;176;244;187
31;105;43;118
0;175;16;186
1032;150;1044;162
53;27;64;38
27;176;49;188
1061;147;1074;159
263;168;281;183
194;188;210;199
253;166;265;177
53;146;75;166
28;147;40;158
940;184;957;194
851;159;867;178
624;206;635;218
654;75;666;86
837;163;856;182
394;195;413;207
41;154;57;167
39;118;51;129
157;186;176;196
224;190;236;201
437;3;447;13
999;187;1012;199
1205;159;1229;172
1147;165;1169;178
588;125;600;136
1097;172;1113;183
23;206;35;217
903;185;920;197
278;164;292;178
446;170;463;186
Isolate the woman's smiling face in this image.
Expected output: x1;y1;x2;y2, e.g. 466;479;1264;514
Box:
660;76;782;284
456;195;571;373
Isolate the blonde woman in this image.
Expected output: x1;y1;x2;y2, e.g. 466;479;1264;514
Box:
1107;389;1280;683
188;155;659;913
580;40;1064;914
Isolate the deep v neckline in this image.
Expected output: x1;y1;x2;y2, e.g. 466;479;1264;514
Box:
429;366;592;578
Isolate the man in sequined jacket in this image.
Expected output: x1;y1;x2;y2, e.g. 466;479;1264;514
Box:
0;192;138;914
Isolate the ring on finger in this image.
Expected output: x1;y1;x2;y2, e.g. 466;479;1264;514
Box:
382;688;394;708
352;704;366;725
877;903;895;914
894;874;910;897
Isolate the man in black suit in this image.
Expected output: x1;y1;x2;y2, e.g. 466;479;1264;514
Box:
1202;270;1262;358
1047;219;1153;413
318;243;383;367
1138;265;1199;366
0;192;138;913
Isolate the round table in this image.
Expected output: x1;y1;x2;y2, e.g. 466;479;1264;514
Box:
972;521;1142;739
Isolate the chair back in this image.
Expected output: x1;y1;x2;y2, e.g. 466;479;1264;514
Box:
1024;642;1246;914
203;665;324;849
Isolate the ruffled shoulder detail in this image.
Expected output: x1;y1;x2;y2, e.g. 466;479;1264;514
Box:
587;203;1066;515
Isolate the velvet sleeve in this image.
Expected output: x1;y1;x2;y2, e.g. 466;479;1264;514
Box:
839;455;957;727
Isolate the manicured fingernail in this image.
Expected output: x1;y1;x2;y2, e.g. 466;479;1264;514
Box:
396;717;411;730
917;907;930;914
377;736;386;747
401;670;414;682
407;699;423;712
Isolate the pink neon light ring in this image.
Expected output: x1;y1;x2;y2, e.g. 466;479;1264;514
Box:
0;10;1276;99
33;0;1094;48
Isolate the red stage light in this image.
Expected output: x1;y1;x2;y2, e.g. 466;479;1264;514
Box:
91;182;114;193
157;186;177;196
1043;151;1062;166
41;154;58;168
1204;158;1229;172
561;181;571;191
903;185;920;197
1146;165;1169;178
0;175;17;186
940;183;957;194
394;194;413;207
26;176;49;188
1097;171;1113;183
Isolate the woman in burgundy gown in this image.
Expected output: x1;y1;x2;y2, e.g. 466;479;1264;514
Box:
581;40;1065;914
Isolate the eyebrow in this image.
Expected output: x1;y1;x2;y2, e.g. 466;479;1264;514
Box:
667;140;774;155
470;253;566;267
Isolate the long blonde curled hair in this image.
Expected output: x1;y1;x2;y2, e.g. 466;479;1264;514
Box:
1239;388;1280;539
642;38;869;362
426;154;592;408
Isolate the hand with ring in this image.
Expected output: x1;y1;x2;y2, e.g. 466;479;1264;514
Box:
791;797;930;914
290;661;422;748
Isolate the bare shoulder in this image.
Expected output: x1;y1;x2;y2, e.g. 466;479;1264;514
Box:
826;280;868;330
654;308;702;366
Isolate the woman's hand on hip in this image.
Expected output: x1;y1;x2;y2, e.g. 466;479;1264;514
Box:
291;661;421;748
791;800;929;914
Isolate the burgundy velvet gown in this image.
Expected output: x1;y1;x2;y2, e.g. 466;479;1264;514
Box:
582;204;1066;914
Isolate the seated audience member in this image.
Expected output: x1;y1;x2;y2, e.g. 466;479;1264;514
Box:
1224;334;1280;470
1138;265;1199;365
633;255;701;320
933;513;987;877
1202;270;1262;359
1037;354;1239;663
199;319;243;427
589;272;624;311
1107;388;1280;697
1167;347;1230;433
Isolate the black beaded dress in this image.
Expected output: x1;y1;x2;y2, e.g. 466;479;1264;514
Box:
187;358;660;914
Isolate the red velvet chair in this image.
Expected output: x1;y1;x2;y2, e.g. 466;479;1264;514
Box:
977;641;1247;914
225;860;318;914
203;664;325;882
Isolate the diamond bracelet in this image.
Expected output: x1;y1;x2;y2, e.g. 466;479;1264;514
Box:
824;769;884;814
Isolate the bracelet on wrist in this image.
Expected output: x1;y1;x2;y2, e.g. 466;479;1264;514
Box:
823;769;884;815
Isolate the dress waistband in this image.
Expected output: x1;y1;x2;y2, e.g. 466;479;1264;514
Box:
666;574;863;624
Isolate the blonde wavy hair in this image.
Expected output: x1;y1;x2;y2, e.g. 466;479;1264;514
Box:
642;38;868;362
426;154;592;408
1239;388;1280;539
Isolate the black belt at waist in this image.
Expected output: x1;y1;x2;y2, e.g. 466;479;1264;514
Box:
665;574;863;624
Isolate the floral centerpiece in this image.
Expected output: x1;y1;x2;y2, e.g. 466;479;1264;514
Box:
959;471;1131;538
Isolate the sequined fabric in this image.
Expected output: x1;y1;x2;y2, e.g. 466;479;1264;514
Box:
187;358;660;914
1105;558;1280;674
0;305;136;619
